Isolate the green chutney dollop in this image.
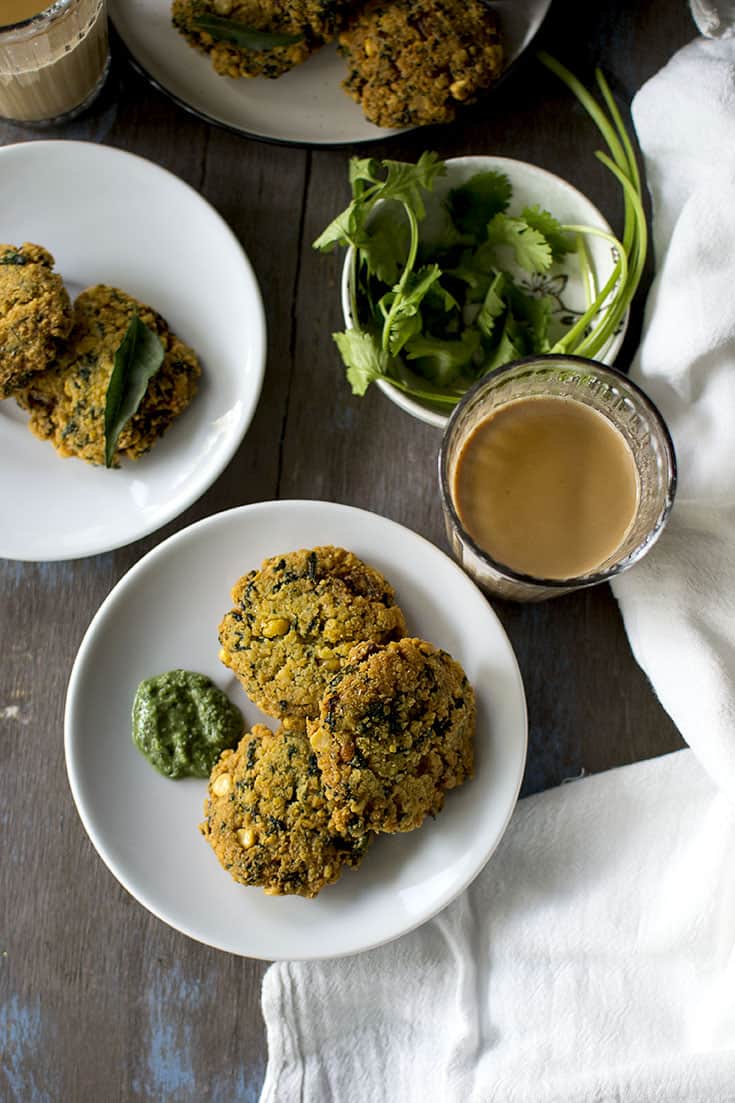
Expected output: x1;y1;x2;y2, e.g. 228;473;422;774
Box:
132;669;244;779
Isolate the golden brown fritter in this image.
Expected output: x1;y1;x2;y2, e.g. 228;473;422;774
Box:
309;637;475;836
15;284;200;466
0;243;72;399
338;0;504;128
201;724;370;897
172;0;358;79
218;546;407;723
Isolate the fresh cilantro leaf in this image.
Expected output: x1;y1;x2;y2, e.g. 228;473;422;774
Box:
377;152;446;220
379;291;423;352
522;205;574;259
382;264;442;355
476;272;507;339
503;282;554;349
485;214;553;273
446;245;502;304
480;316;525;375
104;315;164;468
360;202;409;285
349;157;379;187
333;329;390;396
405;329;481;386
446;170;513;238
312;199;368;252
427;281;460;314
349;157;382;200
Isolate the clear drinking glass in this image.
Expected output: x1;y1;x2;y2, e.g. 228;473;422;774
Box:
439;355;677;603
0;0;110;125
690;0;735;36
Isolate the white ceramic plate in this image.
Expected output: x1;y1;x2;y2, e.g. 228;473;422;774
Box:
110;0;552;145
341;155;629;428
0;141;266;561
65;500;527;960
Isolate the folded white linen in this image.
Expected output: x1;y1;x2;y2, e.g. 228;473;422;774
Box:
262;751;735;1102
611;35;735;799
261;36;735;1102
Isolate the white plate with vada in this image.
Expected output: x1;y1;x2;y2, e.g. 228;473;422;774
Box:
65;499;528;960
0;141;266;561
110;0;552;145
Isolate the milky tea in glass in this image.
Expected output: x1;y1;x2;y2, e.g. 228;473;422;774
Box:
0;0;109;124
439;357;677;602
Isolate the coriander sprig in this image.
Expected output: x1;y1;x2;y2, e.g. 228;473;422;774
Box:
315;61;647;410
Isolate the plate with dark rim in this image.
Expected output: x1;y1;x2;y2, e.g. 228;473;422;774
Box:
110;0;553;146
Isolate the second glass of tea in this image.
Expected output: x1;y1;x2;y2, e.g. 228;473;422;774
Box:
0;0;110;125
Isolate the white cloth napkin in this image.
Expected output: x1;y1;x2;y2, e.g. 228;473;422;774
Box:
610;35;735;799
262;751;735;1103
260;37;735;1102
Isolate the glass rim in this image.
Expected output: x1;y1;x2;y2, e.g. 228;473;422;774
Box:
0;0;76;35
438;353;678;592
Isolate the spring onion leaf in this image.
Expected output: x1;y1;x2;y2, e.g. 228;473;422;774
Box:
104;315;164;468
191;15;302;50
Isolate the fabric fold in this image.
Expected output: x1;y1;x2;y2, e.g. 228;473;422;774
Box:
261;752;735;1102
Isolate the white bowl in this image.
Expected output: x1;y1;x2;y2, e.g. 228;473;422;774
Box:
340;155;629;429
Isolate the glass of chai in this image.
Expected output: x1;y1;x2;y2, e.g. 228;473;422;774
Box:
0;0;110;125
439;355;677;602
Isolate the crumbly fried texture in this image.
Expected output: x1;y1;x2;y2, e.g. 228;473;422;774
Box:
309;637;475;836
219;546;407;723
172;0;357;79
338;0;504;128
201;723;370;896
0;243;72;399
14;284;200;466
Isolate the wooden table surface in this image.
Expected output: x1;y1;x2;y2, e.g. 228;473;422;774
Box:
0;2;693;1099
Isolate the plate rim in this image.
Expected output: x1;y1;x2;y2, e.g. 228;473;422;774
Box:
0;139;267;561
64;498;528;960
109;0;553;148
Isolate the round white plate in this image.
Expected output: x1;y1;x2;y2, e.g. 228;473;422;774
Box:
0;141;266;561
65;500;527;960
342;155;629;428
110;0;552;145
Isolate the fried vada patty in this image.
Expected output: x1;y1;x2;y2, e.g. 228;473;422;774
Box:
15;285;200;466
0;243;72;399
218;546;407;723
172;0;358;79
338;0;504;128
201;723;370;896
309;637;475;836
